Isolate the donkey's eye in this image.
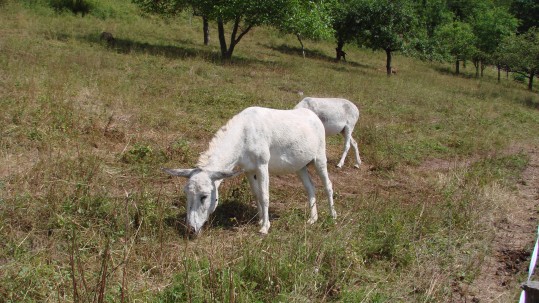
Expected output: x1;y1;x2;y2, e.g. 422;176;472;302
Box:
200;195;208;204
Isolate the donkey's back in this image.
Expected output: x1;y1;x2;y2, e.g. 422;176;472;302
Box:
295;97;359;135
236;107;327;174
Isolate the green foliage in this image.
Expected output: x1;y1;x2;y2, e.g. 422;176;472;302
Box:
330;0;364;46
434;20;477;62
357;0;419;53
471;6;517;57
406;0;453;60
132;0;187;16
446;0;491;21
276;0;335;42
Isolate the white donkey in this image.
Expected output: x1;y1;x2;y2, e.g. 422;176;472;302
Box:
163;107;336;235
295;97;362;168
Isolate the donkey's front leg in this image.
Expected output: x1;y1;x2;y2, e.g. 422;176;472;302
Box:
256;165;271;234
246;172;263;226
314;158;337;220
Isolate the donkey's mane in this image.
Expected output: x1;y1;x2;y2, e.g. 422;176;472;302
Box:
197;113;243;168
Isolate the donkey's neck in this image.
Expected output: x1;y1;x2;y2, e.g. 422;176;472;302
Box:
197;119;245;172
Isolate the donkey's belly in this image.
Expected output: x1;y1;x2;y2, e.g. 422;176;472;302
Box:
267;149;314;175
323;120;346;136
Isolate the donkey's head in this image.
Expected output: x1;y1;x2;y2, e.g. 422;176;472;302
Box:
163;168;237;234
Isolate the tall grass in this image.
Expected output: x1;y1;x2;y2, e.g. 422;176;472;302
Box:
1;0;538;301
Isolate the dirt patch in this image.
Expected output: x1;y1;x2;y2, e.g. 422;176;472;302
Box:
462;145;539;302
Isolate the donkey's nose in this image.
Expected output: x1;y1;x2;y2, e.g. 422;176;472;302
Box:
186;224;202;238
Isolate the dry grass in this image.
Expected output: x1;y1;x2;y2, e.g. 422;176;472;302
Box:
1;0;539;302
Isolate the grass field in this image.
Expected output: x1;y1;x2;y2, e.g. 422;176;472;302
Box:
2;1;539;302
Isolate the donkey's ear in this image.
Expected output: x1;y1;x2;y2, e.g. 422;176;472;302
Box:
209;170;243;181
162;168;196;178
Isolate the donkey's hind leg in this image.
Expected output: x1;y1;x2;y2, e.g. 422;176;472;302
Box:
338;125;362;168
337;126;353;168
313;158;336;220
350;137;362;168
297;166;318;224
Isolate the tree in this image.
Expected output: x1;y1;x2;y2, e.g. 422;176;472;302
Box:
134;0;293;60
330;0;364;61
132;0;210;44
434;21;477;74
357;0;418;75
199;0;303;60
407;0;453;61
498;28;539;90
470;6;518;77
415;0;452;37
275;0;334;58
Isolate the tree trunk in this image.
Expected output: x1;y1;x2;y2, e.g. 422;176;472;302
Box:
455;59;460;75
217;18;229;59
480;61;486;77
336;38;345;61
386;48;392;76
497;64;501;83
529;70;535;91
216;17;252;61
203;16;210;46
296;34;305;59
226;17;243;60
473;59;479;78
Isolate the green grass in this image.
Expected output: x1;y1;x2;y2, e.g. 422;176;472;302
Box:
1;0;539;302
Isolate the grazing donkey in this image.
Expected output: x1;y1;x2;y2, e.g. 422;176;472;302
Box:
295;97;362;168
163;107;336;235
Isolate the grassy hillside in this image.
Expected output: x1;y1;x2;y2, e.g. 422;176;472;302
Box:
2;0;539;302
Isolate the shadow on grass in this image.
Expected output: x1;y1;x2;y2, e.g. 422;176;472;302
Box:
433;65;478;79
81;33;291;67
210;200;260;229
164;200;274;238
82;33;219;61
520;96;539;110
267;43;369;69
